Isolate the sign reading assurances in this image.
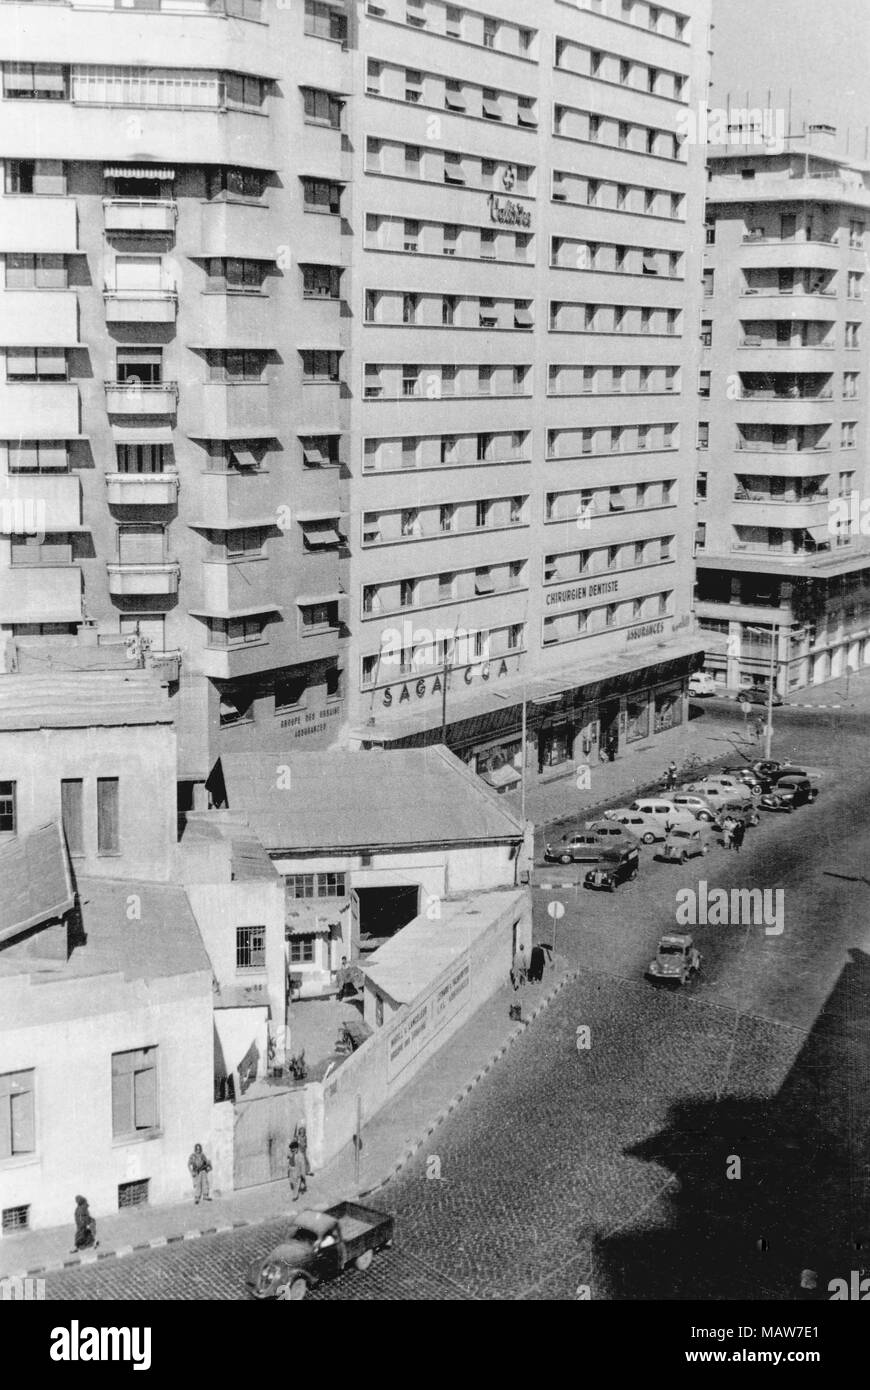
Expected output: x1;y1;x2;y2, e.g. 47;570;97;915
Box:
386;957;471;1082
626;621;666;642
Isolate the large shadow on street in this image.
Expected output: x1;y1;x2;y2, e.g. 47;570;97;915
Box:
593;947;870;1300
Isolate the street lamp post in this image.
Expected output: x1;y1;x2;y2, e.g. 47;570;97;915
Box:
764;623;777;760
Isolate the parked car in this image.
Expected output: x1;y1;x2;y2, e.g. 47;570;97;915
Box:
583;819;641;848
689;672;718;697
738;686;784;707
720;766;765;794
769;764;824;788
714;798;760;829
671;793;718;823
647;933;702;985
246;1202;394;1300
658;826;712;863
681;780;754;806
603;809;669;844
629;798;699;828
544;822;636;864
760;776;817;812
584;846;640;891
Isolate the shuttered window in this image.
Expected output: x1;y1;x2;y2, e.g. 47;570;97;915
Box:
97;776;120;854
111;1048;158;1137
0;1071;35;1159
61;778;84;855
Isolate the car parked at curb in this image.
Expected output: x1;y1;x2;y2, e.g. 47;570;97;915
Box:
670;793;718;823
602;809;671;843
738;686;784;707
760;776;817;812
628;798;699;828
689;672;718;697
543;821;637;864
681;780;754;805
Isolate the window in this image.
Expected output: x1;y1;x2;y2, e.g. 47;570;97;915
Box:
209;166;266;200
445;80;465;112
442;295;457;326
61;779;84;856
236;925;266;970
443;153;465;185
111;1047;158;1138
405;145;421;175
302;264;341;299
402;293;420;325
5;253;67;289
118;1180;150;1210
483;17;498;48
3;63;68;100
289;936;316;964
0;1071;35;1159
2;1205;30;1234
6;347;67;380
303;87;342;128
0;779;15;835
286;871;346;898
700;320;712;348
208;257;266;293
698;370;711;398
846;322;861;349
440;503;456;533
210;617;264;648
97;777;120;855
696;471;708;501
476;499;490;528
703;268;714;297
303;179;342;214
224;73;266;110
842;421;857;449
698;422;709;450
116;346;161;385
7;440;68;473
10;535;71;566
843;373;859;400
302;350;341;382
304;0;347;42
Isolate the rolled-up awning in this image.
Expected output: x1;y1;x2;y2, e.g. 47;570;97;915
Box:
104;167;175;180
111;422;173;445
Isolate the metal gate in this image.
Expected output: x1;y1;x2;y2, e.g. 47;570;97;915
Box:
232;1087;306;1190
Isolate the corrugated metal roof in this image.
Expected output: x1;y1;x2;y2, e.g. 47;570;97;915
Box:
0;670;173;730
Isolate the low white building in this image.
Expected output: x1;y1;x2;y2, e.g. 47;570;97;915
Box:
0;825;213;1235
206;745;527;999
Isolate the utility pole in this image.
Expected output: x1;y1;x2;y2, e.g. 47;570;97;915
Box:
520;683;527;823
764;623;777;760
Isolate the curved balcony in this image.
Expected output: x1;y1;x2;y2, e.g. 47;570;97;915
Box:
105;472;179;507
732;447;832;476
736;398;834;427
730;497;832;530
739;239;842;271
737;293;838;319
737;342;836;373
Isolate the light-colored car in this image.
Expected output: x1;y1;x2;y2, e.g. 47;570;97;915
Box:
658;825;713;862
583;818;641;847
603;809;668;844
681;780;754;805
671;792;718;823
629;798;699;827
689;672;717;697
647;933;702;985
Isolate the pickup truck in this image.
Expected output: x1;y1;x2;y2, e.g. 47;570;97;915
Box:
246;1201;394;1300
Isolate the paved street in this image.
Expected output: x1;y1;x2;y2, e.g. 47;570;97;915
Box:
46;719;870;1301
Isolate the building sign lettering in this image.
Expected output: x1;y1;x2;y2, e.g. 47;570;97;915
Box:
387;958;471;1082
488;192;532;229
626;621;666;642
279;704;342;737
382;659;511;707
545;579;619;609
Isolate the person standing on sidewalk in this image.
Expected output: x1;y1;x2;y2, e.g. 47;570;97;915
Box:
188;1143;213;1204
293;1120;313;1179
732;818;746;853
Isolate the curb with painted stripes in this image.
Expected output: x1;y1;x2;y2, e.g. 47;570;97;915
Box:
9;969;581;1283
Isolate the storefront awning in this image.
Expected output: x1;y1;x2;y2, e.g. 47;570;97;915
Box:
481;764;522;789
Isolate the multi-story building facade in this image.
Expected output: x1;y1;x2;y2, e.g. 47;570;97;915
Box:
0;0;711;797
348;0;710;782
699;132;870;695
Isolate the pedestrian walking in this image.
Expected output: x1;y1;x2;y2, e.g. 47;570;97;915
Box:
732;819;746;853
293;1120;313;1178
188;1142;213;1203
721;815;736;850
754;716;764;745
287;1139;308;1201
72;1195;98;1252
665;760;677;791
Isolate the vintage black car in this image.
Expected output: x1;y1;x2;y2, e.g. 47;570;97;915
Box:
584;846;640;891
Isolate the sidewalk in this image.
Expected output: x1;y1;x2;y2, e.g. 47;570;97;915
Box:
518;712;757;831
0;960;576;1281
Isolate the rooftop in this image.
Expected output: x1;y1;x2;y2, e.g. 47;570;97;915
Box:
59;878;211;983
180;812;279;883
362;890;525;1006
0;822;75;947
209;746;525;853
0;669;173;731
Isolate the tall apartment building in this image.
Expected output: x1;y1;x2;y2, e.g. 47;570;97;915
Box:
0;0;711;799
699;131;870;695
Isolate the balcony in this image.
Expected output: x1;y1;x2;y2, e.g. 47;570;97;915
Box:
0;197;78;253
738;239;842;272
105;472;179;506
0;567;82;624
103;198;178;235
0;290;78;347
107;561;180;596
105;381;178;415
737;341;835;373
730;498;832;530
0;473;81;531
103;289;178;324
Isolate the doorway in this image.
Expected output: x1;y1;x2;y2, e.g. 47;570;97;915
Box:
355;884;420;950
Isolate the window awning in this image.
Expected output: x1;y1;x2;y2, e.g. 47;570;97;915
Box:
806;525;832;544
517;107;537;126
642;254;659;273
514;308;533;327
298;426;342;438
187;428;277;440
189;515;276;531
475;573;495;595
609;493;626;511
296;510;342;523
296;592;343;607
104;167;175;180
303;528;341;547
189;603;282;621
483;100;503;120
111;423;173;445
445;93;466;111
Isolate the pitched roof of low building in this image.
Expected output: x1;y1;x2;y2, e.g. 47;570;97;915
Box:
210;746;524;853
0;822;75;946
0;670;173;731
180;812;279;883
61;878;210;983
